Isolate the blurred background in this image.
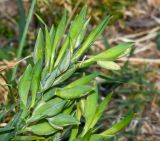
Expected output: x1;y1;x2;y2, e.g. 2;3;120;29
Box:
0;0;160;140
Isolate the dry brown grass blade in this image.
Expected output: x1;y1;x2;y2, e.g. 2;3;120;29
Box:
0;55;31;72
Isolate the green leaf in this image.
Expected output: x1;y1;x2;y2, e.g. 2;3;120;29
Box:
72;17;109;62
90;93;112;128
75;18;90;48
45;26;52;66
0;132;13;141
79;42;133;68
41;68;60;91
58;48;71;73
30;61;42;108
97;61;120;70
92;42;133;61
50;11;67;69
49;25;55;47
0;127;14;133
89;134;113;141
100;111;134;136
28;98;66;122
82;85;98;136
69;7;86;50
12;136;45;141
18;64;32;107
69;102;82;141
43;88;56;101
63;103;74;114
47;113;79;128
55;85;93;99
22;122;57;135
33;28;44;64
65;73;98;88
52;65;77;86
35;13;46;25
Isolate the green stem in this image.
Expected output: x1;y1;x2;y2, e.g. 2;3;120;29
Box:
12;0;36;80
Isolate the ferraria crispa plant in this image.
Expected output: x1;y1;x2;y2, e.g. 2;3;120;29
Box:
0;8;134;141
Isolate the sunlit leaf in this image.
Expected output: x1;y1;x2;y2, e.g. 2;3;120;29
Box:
18;65;32;107
79;42;133;68
21;122;57;135
97;61;120;70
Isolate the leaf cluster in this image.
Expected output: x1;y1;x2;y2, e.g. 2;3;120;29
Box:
0;8;133;141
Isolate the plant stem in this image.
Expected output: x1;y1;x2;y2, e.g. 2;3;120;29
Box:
12;0;36;80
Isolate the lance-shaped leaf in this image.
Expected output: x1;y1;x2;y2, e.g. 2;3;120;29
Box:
65;73;98;88
75;18;90;49
50;11;67;69
69;7;86;50
21;122;57;135
45;26;52;66
69;102;82;141
97;61;120;70
33;28;44;64
90;93;112;128
49;25;55;47
55;85;93;99
47;113;79;128
58;47;71;73
30;61;42;108
81;84;98;137
18;64;32;107
28;98;66;122
72;17;109;62
79;42;133;68
100;111;133;136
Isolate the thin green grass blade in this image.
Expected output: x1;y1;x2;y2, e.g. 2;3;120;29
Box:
12;0;36;80
90;93;112;128
100;111;133;136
